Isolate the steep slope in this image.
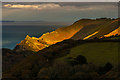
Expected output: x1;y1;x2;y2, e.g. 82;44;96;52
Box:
16;35;49;52
16;18;120;52
72;18;120;40
91;18;120;39
104;27;120;37
16;19;95;52
71;19;112;40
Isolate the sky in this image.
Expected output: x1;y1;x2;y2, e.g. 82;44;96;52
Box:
1;0;120;2
2;2;118;23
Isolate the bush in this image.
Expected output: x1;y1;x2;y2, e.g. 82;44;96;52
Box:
98;62;113;75
70;72;92;80
104;62;113;72
37;68;49;79
38;61;73;79
75;55;88;65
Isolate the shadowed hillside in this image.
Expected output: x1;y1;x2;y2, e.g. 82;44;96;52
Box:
2;39;120;80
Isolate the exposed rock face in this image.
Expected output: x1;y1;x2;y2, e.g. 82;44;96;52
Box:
16;18;120;52
16;19;87;52
17;35;49;52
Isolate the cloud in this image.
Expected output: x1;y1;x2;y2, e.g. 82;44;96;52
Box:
2;3;117;22
1;0;120;2
3;3;117;11
3;3;61;10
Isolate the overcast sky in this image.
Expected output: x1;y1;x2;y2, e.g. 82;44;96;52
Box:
2;2;118;22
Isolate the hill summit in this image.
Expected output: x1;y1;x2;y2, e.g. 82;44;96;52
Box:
16;18;120;52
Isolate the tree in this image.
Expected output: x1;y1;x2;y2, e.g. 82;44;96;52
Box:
75;55;87;65
98;62;113;75
104;62;113;72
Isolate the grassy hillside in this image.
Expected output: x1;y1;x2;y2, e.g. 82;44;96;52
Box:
57;42;119;66
2;39;120;79
72;18;119;40
16;18;120;52
71;19;112;40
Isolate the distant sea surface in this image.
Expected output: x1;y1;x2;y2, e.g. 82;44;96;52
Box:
2;22;70;49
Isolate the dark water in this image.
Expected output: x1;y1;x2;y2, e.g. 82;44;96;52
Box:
2;24;67;49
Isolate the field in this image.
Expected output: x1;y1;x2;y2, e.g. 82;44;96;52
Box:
57;42;119;66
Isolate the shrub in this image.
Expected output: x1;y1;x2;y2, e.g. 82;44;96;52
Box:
70;72;92;80
75;55;88;65
98;62;113;75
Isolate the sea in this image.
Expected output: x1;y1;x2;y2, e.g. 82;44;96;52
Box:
2;22;70;49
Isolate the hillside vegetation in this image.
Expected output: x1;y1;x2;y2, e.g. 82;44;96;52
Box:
16;18;120;52
2;39;120;79
2;18;120;79
57;41;119;66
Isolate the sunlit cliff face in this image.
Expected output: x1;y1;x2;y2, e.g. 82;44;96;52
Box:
17;35;49;52
18;24;83;52
17;18;120;52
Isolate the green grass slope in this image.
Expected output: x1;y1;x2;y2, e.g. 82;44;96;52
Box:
57;42;119;66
